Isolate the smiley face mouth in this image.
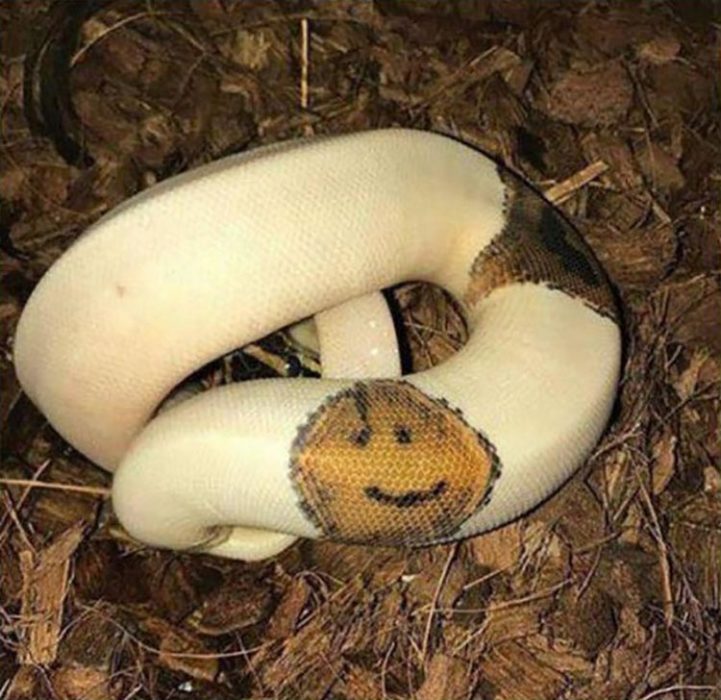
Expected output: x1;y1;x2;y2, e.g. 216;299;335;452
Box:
363;480;448;508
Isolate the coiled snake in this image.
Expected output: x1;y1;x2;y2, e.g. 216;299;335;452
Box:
14;129;621;560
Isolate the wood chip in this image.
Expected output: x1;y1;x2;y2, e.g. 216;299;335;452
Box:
266;575;312;640
417;653;469;700
18;523;85;665
141;616;219;682
637;36;681;65
1;3;718;698
651;428;677;495
545;160;608;204
188;573;272;635
51;666;114;700
479;641;567;700
469;521;522;571
541;60;634;127
635;142;686;193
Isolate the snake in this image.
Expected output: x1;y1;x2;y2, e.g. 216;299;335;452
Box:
13;129;621;560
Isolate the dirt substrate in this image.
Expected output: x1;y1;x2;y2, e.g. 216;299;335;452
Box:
1;1;720;699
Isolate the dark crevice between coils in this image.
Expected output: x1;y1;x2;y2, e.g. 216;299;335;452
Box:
383;286;415;376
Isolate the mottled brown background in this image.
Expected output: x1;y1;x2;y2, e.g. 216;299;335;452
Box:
0;1;719;699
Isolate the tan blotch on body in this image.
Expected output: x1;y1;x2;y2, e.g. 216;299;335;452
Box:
465;169;618;321
290;381;499;546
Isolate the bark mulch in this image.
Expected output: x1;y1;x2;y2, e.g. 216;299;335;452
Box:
1;1;720;699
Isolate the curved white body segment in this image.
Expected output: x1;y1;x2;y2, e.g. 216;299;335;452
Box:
316;292;402;380
14;129;621;559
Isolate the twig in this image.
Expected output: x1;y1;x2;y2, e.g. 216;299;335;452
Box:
0;478;110;498
636;684;717;700
453;578;570;653
300;18;310;110
0;460;51;538
71;12;172;67
75;603;271;660
634;469;675;627
420;542;458;664
545;160;609;204
300;18;313;138
1;490;36;553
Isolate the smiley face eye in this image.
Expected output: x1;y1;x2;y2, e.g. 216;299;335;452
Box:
394;425;412;444
350;426;372;447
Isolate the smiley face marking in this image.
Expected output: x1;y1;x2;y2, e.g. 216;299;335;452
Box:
364;480;448;508
394;425;413;444
290;380;501;546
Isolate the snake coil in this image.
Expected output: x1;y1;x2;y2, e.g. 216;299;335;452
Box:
14;130;621;560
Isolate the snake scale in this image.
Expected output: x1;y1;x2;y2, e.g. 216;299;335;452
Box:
14;129;621;560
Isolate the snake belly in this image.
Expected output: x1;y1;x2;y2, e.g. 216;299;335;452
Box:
13;129;621;559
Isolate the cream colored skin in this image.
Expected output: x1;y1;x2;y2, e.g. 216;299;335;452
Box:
315;293;402;380
13;129;621;560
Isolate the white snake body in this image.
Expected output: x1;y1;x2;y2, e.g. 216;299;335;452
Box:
14;130;621;559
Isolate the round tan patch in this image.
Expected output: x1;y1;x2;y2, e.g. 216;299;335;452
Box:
464;167;619;323
290;380;500;546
